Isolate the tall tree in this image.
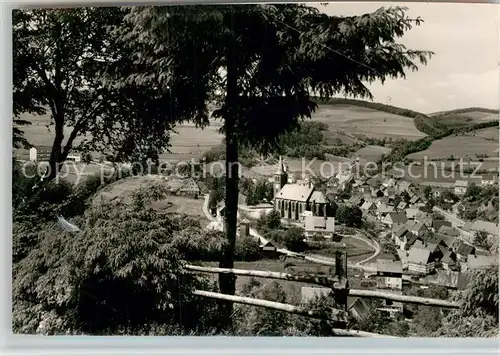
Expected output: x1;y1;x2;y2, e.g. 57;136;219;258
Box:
114;4;432;329
12;8;176;179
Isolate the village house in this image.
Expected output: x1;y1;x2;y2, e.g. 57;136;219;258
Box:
304;216;336;239
455;243;475;264
382;212;408;228
432;219;452;233
408;194;424;208
360;201;377;215
273;157;330;221
376;204;395;220
348;195;365;207
395;180;413;194
454;180;468;195
438;225;461;238
412;240;446;263
405;220;429;236
407;247;435;274
376;259;403;290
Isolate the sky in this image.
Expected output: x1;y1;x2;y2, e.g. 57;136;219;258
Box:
315;2;499;113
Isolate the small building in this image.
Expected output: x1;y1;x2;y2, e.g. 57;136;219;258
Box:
179;178;201;198
376;290;404;318
304;216;336;239
454;180;468;195
260;240;279;259
407;247;435;274
376;259;403;290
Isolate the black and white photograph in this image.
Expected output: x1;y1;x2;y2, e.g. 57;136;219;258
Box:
11;2;499;338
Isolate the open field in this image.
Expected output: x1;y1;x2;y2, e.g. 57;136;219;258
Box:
407;134;499;161
16;111;224;161
432;111;498;128
464;126;499;141
352;145;391;162
311;104;426;141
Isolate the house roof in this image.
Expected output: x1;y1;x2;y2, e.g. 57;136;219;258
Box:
385;212;408;224
457;243;475;256
454;180;468;188
405;208;419;219
276;184;314;202
413;240;439;254
431;270;473;290
432;220;452;231
406;220;427;232
466;254;496;270
394;225;409;238
438;225;461;237
361;201;375;210
409;195;422;204
408;247;432;265
397;202;408;210
436;234;459;249
377;205;395;214
376;259;403;274
441;250;456;265
348;298;370;320
305;216;335;233
310;191;327;204
470;220;499;236
301;286;332;304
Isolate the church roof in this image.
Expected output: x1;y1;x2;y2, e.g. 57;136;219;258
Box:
276;183;314;202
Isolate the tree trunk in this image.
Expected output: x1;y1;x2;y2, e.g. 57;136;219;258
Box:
218;11;239;332
47;114;66;181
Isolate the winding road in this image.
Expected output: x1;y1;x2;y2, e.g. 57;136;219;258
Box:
202;194;380;272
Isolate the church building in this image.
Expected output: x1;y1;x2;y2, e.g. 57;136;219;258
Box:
273;157;331;221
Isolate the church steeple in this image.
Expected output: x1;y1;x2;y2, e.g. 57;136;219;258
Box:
273;156;288;198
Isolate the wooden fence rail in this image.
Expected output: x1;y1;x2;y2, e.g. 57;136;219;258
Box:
193;290;393;338
185;265;460;309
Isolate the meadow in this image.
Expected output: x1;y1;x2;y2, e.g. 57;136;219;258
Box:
310;104;426;141
407;132;499;161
